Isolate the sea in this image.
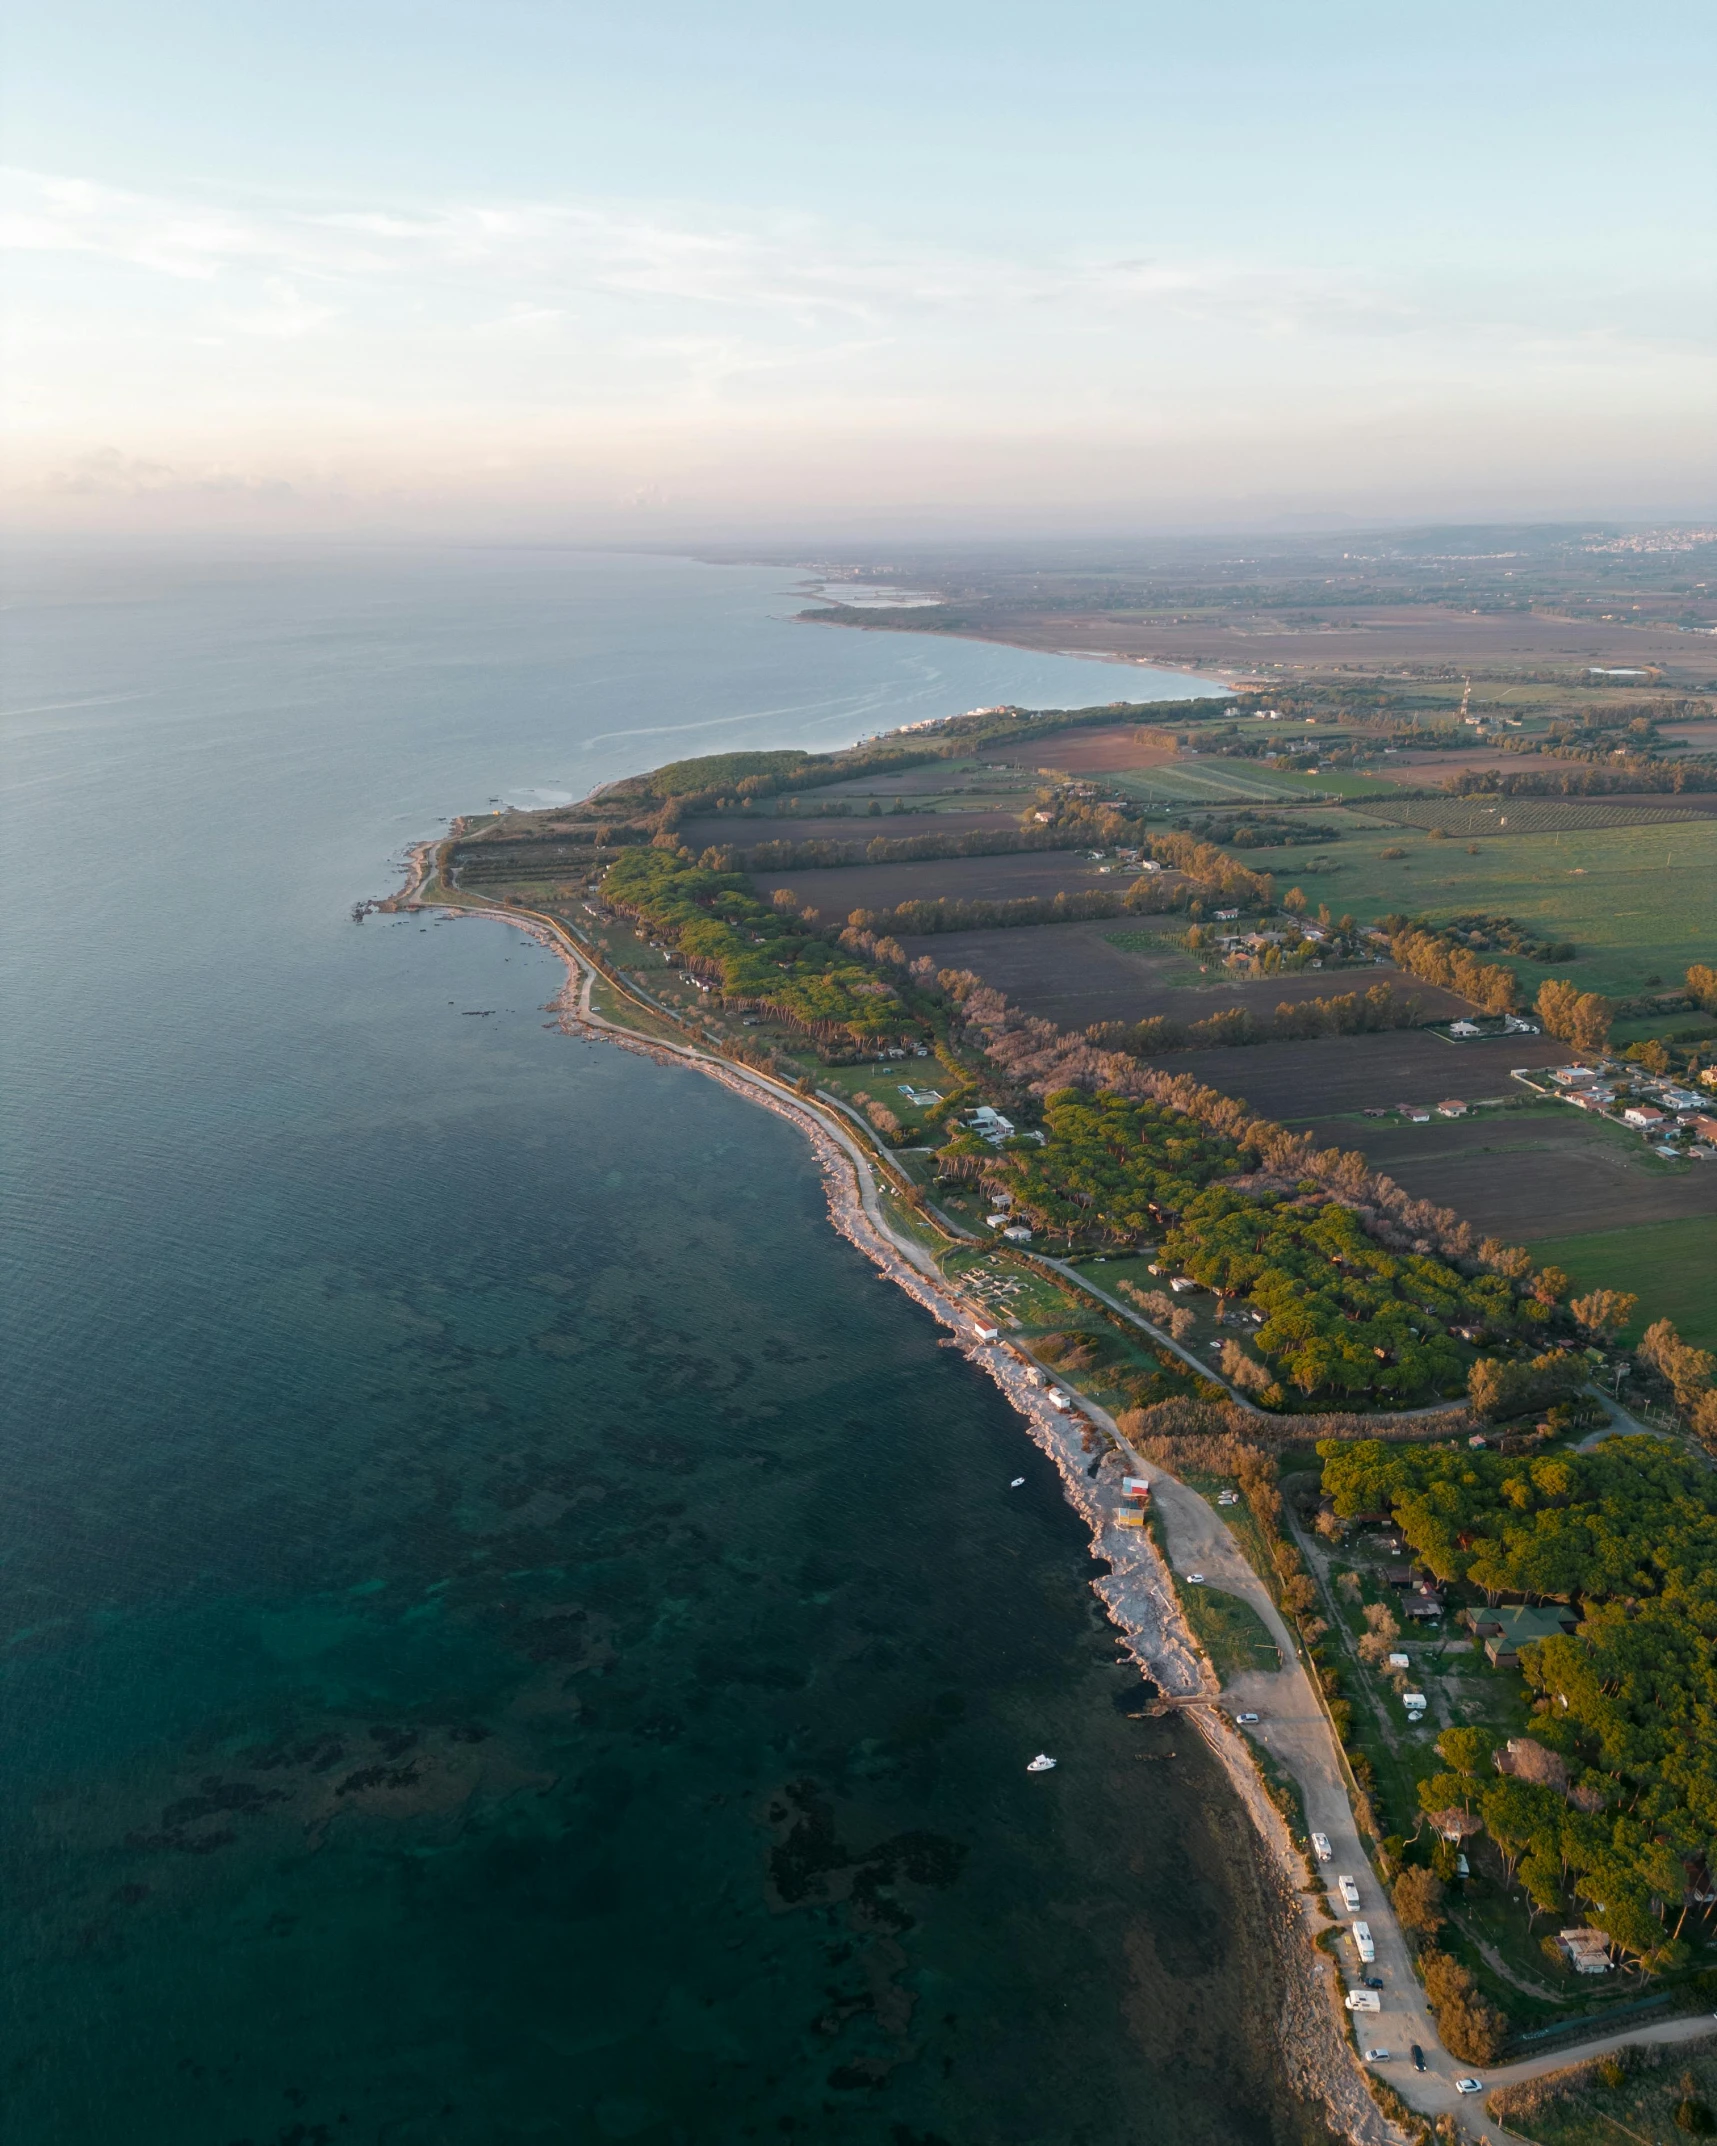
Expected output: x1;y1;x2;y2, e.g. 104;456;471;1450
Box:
0;543;1326;2146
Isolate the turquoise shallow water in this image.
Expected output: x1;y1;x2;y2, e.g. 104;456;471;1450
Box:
0;546;1318;2144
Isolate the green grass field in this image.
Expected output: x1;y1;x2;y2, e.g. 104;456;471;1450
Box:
1245;765;1407;800
1355;795;1709;838
1280;813;1717;997
1103;762;1298;804
1177;1584;1281;1683
1528;1215;1717;1349
807;1058;949;1136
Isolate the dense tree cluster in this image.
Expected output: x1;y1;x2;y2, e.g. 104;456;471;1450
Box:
1144;828;1276;906
1319;1440;1717;1604
843;888;1131;937
731;826;1078;873
1081;985;1421;1056
939;1086;1241;1242
1419;1951;1510;2064
1161;1189;1513;1405
1323;1439;1717;1970
1467;1350;1589;1422
1448;764;1717;797
1384;911;1579;967
1537;977;1614;1052
641;749;817;799
601;848;905;1042
1165;808;1344;850
1639;1321;1717;1442
1270;983;1423;1040
1389;927;1520;1013
939;1087;1529;1406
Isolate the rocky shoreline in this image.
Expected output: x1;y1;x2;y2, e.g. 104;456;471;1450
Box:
405;870;1407;2146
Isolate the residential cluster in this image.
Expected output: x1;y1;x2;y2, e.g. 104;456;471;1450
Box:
1521;1061;1717;1158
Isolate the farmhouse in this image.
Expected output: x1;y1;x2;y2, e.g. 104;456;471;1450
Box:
1437;1100;1468;1118
1623;1104;1666;1129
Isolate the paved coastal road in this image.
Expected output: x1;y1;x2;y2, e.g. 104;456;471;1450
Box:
1139;1468;1467;2125
1144;1464;1717;2128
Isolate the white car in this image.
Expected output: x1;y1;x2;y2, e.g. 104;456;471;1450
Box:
1311;1832;1332;1861
1364;2049;1391;2063
1235;1712;1260;1725
1455;2078;1484;2095
1185;1572;1206;1584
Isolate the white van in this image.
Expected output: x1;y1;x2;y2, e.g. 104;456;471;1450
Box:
1352;1921;1376;1964
1338;1875;1361;1912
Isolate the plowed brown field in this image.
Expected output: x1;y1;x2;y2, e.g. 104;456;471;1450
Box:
891;918;1473;1031
1291;1110;1717;1238
1161;1030;1569;1118
754;852;1122;917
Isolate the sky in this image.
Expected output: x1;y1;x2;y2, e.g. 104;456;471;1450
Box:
2;0;1713;538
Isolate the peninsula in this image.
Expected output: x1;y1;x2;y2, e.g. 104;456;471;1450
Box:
391;685;1717;2146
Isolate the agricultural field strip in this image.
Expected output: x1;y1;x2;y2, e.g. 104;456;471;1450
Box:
1354;798;1712;838
1100;763;1330;803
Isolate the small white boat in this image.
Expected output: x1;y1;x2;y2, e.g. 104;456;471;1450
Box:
1010;1476;1025;1488
1026;1753;1057;1773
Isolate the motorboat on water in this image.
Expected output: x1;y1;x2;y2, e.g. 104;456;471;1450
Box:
1026;1753;1057;1773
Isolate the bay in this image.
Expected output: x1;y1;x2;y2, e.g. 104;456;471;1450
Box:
0;543;1320;2144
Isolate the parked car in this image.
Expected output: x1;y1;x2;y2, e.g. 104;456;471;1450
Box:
1455;2078;1483;2095
1363;1977;1384;1990
1410;2045;1425;2072
1364;2049;1391;2062
1235;1712;1259;1724
1311;1832;1332;1861
1185;1572;1206;1584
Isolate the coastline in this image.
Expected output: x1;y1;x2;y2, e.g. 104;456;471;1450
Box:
392;836;1717;2143
796;606;1244;685
396;846;1413;2145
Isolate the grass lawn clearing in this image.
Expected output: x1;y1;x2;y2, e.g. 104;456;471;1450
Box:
1284;817;1717;998
1179;1584;1281;1683
1527;1215;1717;1350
